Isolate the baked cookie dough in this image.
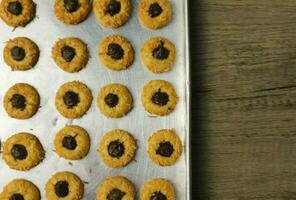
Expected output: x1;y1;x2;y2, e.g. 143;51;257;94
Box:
0;0;36;27
98;129;137;168
97;83;133;118
2;132;45;171
148;129;182;166
93;0;132;28
141;80;178;116
140;178;175;200
98;35;134;71
54;125;90;160
4;83;40;119
0;179;40;200
52;37;89;73
45;171;84;200
3;37;39;71
54;0;91;25
138;0;172;29
55;81;93;119
141;37;176;73
96;176;136;200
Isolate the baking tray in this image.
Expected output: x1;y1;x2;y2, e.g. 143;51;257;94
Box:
0;0;191;199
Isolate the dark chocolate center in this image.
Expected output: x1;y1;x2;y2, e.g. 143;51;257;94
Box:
11;46;26;61
10;94;26;110
152;42;169;60
107;188;126;200
148;3;163;18
62;136;77;150
63;91;80;108
151;90;169;106
7;1;23;16
9;193;24;200
108;140;124;158
106;0;121;16
11;144;27;160
104;93;119;108
54;181;69;197
61;45;76;62
150;192;167;200
107;43;124;60
156;141;174;157
64;0;80;13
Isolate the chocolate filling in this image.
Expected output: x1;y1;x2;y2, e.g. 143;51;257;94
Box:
152;41;169;60
107;43;124;60
106;0;121;16
104;93;119;108
150;192;167;200
108;140;124;158
62;136;77;150
64;0;80;13
61;45;76;62
9;193;24;200
148;3;163;18
11;144;27;160
151;90;169;106
63;91;80;108
7;1;23;16
11;46;26;61
156;141;174;157
10;94;26;110
107;188;126;200
54;181;69;197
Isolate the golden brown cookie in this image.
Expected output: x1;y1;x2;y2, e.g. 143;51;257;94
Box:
93;0;132;28
141;37;176;73
97;83;133;118
2;132;45;171
141;80;178;116
148;129;182;166
3;37;39;71
54;125;90;160
45;171;84;200
52;37;89;73
3;83;40;119
0;0;36;27
98;35;134;71
138;0;172;29
96;176;136;200
55;81;93;119
98;129;137;168
140;178;175;200
0;179;40;200
54;0;91;25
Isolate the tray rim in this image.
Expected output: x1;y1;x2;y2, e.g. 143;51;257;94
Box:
184;0;191;199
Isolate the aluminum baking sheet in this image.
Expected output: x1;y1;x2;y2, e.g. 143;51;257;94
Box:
0;0;190;199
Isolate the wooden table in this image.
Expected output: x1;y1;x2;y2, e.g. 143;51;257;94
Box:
190;1;296;199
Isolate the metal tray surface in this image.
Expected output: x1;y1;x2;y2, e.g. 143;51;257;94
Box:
0;0;190;199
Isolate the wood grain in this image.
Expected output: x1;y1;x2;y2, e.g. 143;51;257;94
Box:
190;0;296;199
